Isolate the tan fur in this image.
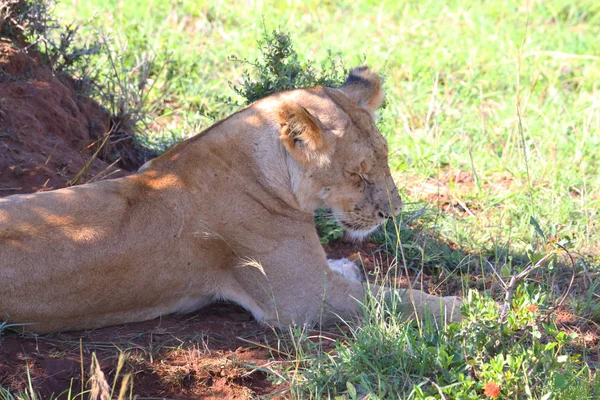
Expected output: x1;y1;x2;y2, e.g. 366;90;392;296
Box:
0;67;460;333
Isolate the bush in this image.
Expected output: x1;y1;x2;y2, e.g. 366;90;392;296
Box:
1;0;160;170
230;29;347;104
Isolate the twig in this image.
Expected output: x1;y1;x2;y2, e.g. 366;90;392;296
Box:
485;259;507;289
69;129;112;186
499;275;518;320
540;243;577;323
87;158;121;183
451;194;476;217
499;251;555;322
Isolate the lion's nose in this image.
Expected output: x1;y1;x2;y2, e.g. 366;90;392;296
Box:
378;199;401;219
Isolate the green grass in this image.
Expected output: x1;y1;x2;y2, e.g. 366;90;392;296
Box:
3;0;599;398
53;0;599;260
281;288;600;398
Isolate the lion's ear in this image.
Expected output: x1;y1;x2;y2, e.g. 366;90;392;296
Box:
340;66;384;115
278;102;331;165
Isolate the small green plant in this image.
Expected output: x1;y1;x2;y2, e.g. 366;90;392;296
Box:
286;286;597;399
314;209;344;245
230;28;347;104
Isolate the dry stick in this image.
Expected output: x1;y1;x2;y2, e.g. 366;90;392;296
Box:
44;142;59;166
498;243;578;324
87;158;122;183
69;127;114;186
432;255;471;294
450;194;476;217
485;259;507;290
499;251;555;322
79;338;84;400
500;275;518;321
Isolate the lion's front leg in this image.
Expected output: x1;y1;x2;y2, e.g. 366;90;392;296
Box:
392;288;462;323
224;234;372;327
225;229;461;327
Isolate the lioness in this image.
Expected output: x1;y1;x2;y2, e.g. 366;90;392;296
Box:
0;67;460;333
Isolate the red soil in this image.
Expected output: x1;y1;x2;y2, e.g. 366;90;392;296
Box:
0;304;287;399
0;37;122;195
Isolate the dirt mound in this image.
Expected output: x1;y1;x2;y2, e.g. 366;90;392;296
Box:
0;37;124;196
0;34;285;399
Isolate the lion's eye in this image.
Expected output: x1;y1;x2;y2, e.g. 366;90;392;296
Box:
358;173;371;183
349;171;370;184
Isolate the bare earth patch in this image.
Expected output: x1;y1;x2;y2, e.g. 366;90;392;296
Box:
0;304;285;399
404;169;515;217
0;38;125;194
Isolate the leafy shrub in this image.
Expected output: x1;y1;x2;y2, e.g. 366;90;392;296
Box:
314;209;345;245
230;29;347;104
0;0;101;74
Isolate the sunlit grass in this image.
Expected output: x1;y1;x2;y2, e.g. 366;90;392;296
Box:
55;0;600;263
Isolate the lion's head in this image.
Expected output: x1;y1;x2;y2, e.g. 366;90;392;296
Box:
277;66;402;239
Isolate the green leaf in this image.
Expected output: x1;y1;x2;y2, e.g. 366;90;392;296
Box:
554;374;568;388
530;216;546;240
346;381;357;399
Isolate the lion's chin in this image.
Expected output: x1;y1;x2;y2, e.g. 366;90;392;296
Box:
333;212;385;241
343;224;381;241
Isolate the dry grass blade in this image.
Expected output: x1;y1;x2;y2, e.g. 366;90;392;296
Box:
116;374;132;400
87;158;122;183
69;128;113;186
89;353;110;400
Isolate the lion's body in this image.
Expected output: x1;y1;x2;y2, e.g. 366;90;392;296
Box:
0;69;460;333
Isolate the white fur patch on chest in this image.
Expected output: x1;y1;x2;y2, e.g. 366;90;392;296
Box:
327;258;364;282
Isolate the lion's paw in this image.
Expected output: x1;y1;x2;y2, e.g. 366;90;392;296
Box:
327;258;364;282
